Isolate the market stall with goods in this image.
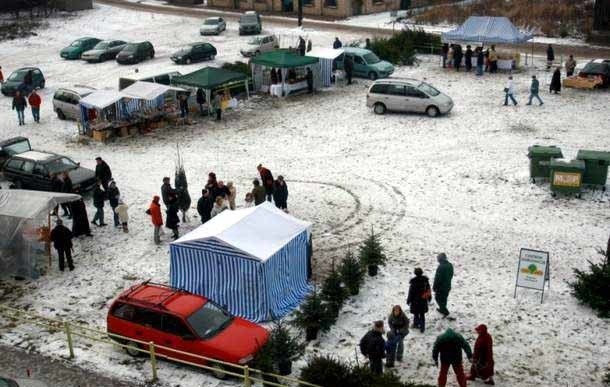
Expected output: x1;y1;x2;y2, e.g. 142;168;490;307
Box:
251;50;320;97
121;81;186;128
306;47;344;88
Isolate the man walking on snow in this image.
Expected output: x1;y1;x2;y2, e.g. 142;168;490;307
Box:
50;218;74;272
503;76;517;106
526;75;543;106
433;252;453;317
433;328;472;387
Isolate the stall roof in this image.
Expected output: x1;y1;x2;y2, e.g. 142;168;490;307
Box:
306;47;344;60
172;67;247;90
442;16;533;44
252;50;319;68
121;81;185;100
79;89;125;109
0;190;80;219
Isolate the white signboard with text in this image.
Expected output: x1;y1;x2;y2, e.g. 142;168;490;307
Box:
515;248;550;303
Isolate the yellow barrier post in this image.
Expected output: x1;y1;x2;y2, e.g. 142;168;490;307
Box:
243;365;251;387
149;342;158;382
64;321;75;359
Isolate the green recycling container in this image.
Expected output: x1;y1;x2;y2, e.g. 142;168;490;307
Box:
576;150;610;188
549;159;585;196
527;145;563;182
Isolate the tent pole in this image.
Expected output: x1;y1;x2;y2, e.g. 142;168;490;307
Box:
47;213;51;269
245;79;250;99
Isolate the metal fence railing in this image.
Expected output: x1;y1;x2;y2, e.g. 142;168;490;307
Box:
0;304;321;387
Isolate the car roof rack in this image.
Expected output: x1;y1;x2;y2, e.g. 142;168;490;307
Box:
119;281;192;311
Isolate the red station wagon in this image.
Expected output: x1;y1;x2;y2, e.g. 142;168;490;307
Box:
107;282;269;376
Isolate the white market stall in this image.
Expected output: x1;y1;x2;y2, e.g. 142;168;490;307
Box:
306;47;344;88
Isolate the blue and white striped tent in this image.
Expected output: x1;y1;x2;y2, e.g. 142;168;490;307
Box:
442;16;533;44
170;202;312;322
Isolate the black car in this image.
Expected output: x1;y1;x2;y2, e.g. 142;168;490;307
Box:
0;137;31;166
2;151;96;192
116;41;155;64
170;43;217;64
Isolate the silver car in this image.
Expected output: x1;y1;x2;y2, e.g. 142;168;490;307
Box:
81;40;127;62
200;17;226;35
240;35;278;57
366;78;453;117
52;85;96;120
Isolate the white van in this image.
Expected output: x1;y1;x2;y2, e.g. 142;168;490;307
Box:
366;78;453;117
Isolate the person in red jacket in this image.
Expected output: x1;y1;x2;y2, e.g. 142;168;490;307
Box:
257;164;274;202
0;65;4;83
146;196;163;245
468;324;495;385
28;89;41;123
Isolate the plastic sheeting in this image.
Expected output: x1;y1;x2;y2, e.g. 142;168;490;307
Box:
0;190;80;279
442;16;533;44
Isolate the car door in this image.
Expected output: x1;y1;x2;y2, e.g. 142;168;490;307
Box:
385;84;407;112
64;92;80;119
353;55;367;77
158;314;199;363
130;306;164;348
19;160;36;189
32;163;50;190
405;85;429;113
33;69;43;86
4;159;23;184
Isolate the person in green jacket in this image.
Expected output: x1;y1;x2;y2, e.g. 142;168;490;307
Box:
433;252;453;317
432;328;472;387
526;75;544;106
251;178;266;205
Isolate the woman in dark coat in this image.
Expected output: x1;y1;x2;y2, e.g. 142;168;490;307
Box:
71;196;92;237
550;67;562;94
468;324;495;385
272;176;288;210
406;267;431;333
165;194;180;239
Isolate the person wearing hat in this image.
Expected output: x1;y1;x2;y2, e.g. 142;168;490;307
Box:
146;195;163;244
432;328;472;387
407;267;432;332
359;320;386;375
433;253;454;317
95;157;112;191
468;324;495;385
161;177;175;208
50;218;74;272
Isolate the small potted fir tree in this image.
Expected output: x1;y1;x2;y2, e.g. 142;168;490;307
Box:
359;228;387;277
321;265;348;318
269;321;305;376
340;250;364;295
293;290;334;341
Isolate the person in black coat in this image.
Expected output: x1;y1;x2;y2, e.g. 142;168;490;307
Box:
344;55;353;85
298;36;306;56
70;193;92;237
306;67;313;94
95;157;112;190
166;193;180;239
107;180;120;227
476;48;485;76
91;183;107;227
197;189;213;224
546;44;555;70
50;219;74;271
272;176;288;210
333;37;342;49
161;177;175;208
196;88;206;115
441;43;449;68
60;171;73;218
464;45;473;72
359;320;386;375
407;267;432;333
550;67;562;94
453;44;463;71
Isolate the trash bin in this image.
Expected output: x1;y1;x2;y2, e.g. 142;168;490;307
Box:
549;159;585;197
576;150;610;190
527;145;563;182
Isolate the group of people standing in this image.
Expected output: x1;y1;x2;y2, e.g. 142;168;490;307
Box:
442;43;495;75
179;90;223;123
359;253;495;386
12;88;41;126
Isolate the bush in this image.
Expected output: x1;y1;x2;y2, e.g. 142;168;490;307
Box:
368;28;441;65
321;266;349;318
340;250;364;295
569;239;610;318
359;228;387;268
300;356;435;387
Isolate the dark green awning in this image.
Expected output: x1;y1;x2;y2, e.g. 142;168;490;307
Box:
251;50;319;69
172;67;247;89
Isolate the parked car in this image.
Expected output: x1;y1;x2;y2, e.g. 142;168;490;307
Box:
336;47;394;80
200;17;226;35
0;67;45;96
107;282;269;378
366;78;453;117
81;40;127;62
578;59;610;88
116;41;155;64
239;11;262;35
53;85;96;120
0;376;48;387
171;43;217;64
1;151;96;192
118;71;181;90
240;35;278;57
0;137;31;166
60;37;101;60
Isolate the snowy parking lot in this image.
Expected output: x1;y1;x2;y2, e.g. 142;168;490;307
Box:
0;3;609;387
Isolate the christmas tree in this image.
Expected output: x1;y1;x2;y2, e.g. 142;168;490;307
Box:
340;249;364;296
293;290;334;341
359;228;387;276
321;265;348;318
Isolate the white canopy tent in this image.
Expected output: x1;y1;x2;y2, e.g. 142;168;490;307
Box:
306;48;344;87
121;81;185;100
0;190;80;279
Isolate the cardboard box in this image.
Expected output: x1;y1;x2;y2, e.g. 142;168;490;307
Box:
92;130;107;142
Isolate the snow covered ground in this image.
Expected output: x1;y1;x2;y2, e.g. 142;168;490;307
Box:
0;3;609;387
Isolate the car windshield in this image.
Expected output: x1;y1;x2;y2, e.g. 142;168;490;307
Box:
248;37;262;45
71;40;85;47
363;53;380;64
241;15;257;23
187;302;233;339
418;82;441;97
46;157;77;174
3;140;30;156
204;19;219;25
123;44;138;52
178;45;195;51
8;72;25;81
94;41;111;49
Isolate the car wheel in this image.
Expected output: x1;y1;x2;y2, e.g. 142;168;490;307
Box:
426;106;440;117
13;180;22;189
211;364;227;379
39;80;46;89
368;72;378;80
57;110;66;120
124;340;142;357
373;103;386;115
185;57;192;64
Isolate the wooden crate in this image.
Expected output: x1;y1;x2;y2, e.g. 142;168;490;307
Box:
129;126;139;136
92;130;108;142
563;76;601;89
